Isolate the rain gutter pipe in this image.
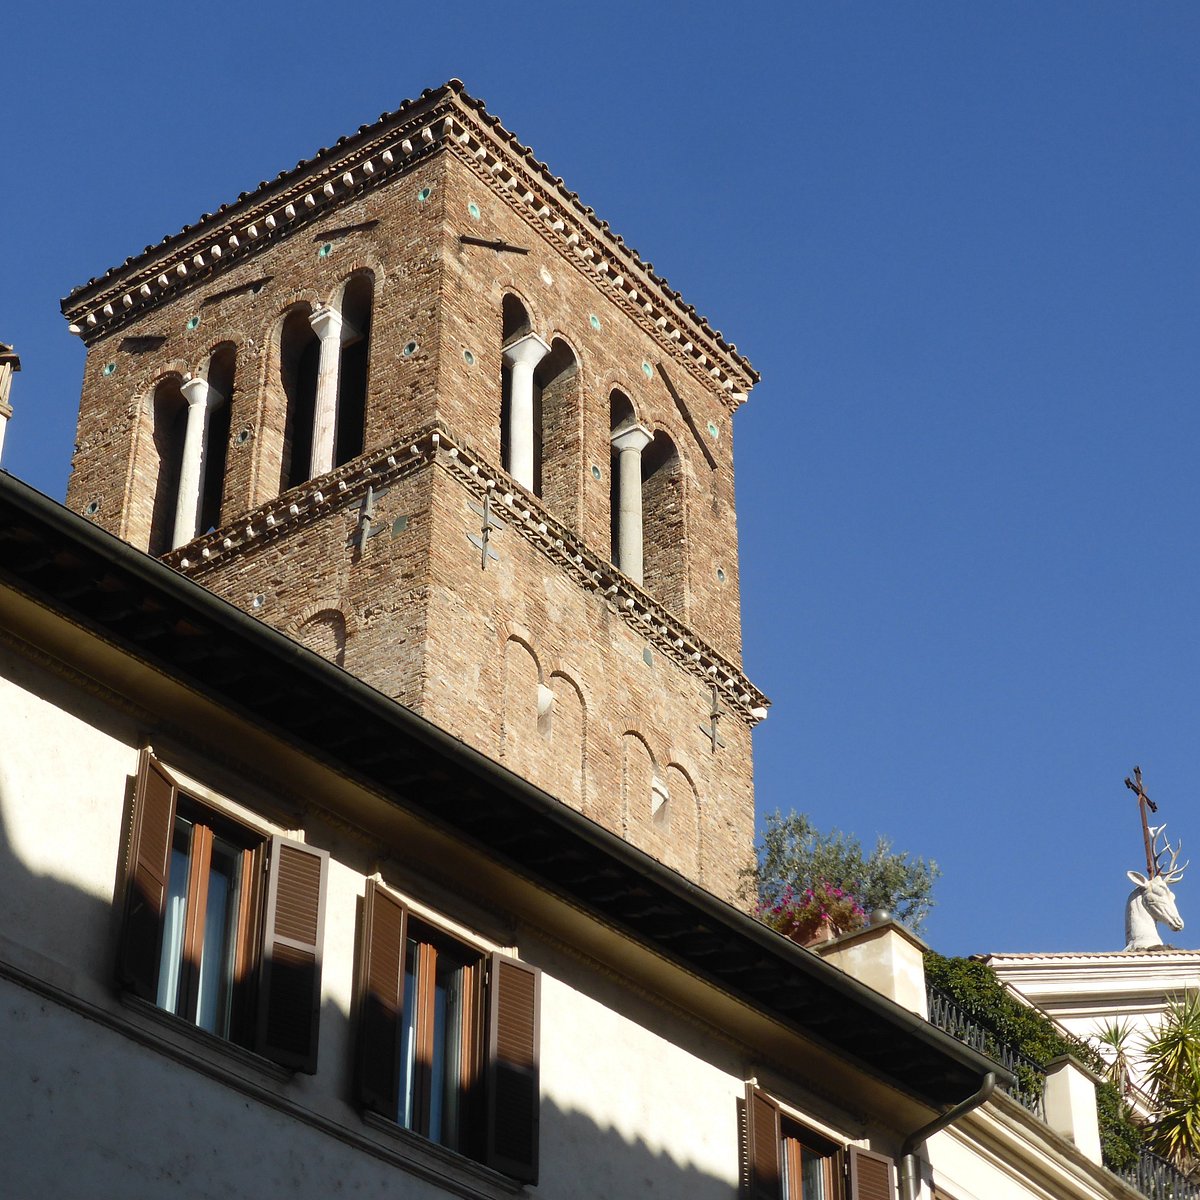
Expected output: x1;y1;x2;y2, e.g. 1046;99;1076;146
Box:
899;1072;997;1200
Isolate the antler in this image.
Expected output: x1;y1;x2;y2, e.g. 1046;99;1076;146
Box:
1154;825;1190;882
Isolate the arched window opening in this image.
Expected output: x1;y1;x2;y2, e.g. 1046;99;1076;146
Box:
534;338;578;508
500;296;532;479
502;294;532;343
334;273;373;467
641;431;685;610
198;342;236;535
148;379;188;556
279;309;319;492
609;391;636;563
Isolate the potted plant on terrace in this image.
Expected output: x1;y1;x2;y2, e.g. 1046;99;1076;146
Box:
758;881;867;948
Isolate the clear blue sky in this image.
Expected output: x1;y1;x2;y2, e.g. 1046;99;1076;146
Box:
3;3;1198;957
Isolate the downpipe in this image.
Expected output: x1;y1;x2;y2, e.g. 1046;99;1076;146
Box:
899;1072;997;1200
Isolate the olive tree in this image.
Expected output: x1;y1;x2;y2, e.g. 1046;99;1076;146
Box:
746;810;940;932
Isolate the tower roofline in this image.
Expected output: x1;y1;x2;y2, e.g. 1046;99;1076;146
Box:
60;80;758;406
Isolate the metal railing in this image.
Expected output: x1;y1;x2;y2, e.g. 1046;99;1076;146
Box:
1118;1152;1200;1200
925;985;1046;1118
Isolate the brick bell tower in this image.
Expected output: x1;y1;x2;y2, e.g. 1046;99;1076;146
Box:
61;81;768;905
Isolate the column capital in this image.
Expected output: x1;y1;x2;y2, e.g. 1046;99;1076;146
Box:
610;422;652;454
309;304;345;342
180;377;225;409
503;332;551;370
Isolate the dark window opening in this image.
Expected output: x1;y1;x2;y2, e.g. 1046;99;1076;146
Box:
641;430;684;608
500;296;532;477
199;343;236;534
335;274;373;467
534;338;578;506
609;390;636;563
148;378;188;556
280;309;319;492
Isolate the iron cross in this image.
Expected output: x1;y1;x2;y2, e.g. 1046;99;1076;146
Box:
699;686;726;753
352;484;383;553
1125;765;1158;877
468;492;502;569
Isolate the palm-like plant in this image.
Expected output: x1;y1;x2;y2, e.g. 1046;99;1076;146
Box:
1094;1018;1138;1097
1143;992;1200;1172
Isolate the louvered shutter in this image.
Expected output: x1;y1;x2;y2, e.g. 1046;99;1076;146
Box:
255;835;328;1073
745;1085;783;1200
848;1145;896;1200
118;750;177;999
356;879;407;1114
485;953;540;1183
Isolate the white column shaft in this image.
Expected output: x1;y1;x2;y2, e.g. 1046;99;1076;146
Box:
0;405;10;467
503;333;550;492
618;447;644;583
309;307;346;479
173;378;218;549
611;424;653;585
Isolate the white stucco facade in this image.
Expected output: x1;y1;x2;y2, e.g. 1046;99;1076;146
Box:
0;629;899;1200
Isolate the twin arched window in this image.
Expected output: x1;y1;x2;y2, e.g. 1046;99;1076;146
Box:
499;294;686;604
279;272;373;493
147;342;236;555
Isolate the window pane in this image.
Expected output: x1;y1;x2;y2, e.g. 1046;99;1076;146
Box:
799;1151;826;1200
431;953;465;1148
398;939;419;1131
783;1139;828;1200
195;833;241;1036
156;816;192;1015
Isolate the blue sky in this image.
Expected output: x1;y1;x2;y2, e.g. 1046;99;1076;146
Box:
3;3;1198;957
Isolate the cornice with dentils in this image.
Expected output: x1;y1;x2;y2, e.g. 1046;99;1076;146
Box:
61;81;758;409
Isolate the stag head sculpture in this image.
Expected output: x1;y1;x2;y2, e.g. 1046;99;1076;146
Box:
1125;825;1188;951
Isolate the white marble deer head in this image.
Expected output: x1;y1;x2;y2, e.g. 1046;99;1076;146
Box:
1125;826;1188;951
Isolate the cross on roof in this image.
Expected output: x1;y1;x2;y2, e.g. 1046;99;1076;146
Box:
1125;765;1159;877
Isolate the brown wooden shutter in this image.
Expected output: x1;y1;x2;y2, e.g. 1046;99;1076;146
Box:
847;1145;896;1200
485;953;540;1184
356;879;407;1115
745;1085;782;1200
255;834;328;1073
117;750;177;999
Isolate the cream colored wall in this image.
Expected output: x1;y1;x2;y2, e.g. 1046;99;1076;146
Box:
920;1110;1129;1200
0;646;872;1199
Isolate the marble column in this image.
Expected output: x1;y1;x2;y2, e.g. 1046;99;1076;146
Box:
308;305;353;479
173;376;224;549
503;333;550;491
610;423;653;584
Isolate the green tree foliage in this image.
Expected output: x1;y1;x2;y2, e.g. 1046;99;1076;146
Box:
924;954;1144;1173
747;810;940;931
1142;991;1200;1171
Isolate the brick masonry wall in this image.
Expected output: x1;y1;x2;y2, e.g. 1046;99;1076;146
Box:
62;140;759;905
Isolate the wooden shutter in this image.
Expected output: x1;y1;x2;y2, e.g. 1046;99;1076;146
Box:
848;1145;896;1200
745;1085;782;1200
255;835;328;1073
485;953;541;1184
356;879;407;1115
117;749;177;999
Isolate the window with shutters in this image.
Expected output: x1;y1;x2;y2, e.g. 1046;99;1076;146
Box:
356;879;541;1184
117;749;329;1073
745;1084;896;1200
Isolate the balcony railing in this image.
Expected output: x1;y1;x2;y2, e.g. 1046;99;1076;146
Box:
926;985;1047;1117
1117;1152;1200;1200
